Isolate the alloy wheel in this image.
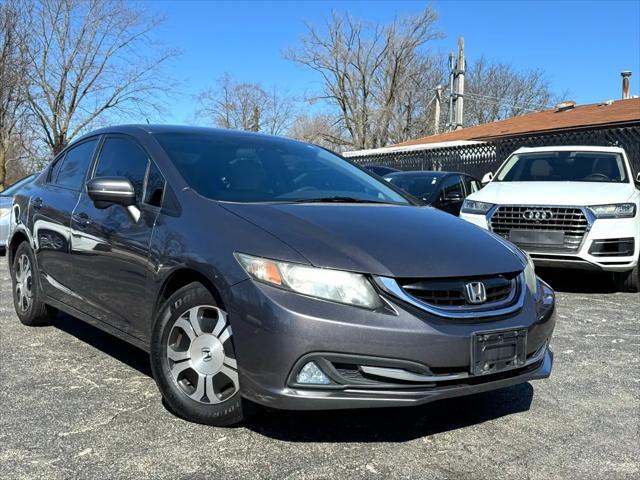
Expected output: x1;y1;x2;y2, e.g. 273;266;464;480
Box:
166;305;239;404
15;254;33;312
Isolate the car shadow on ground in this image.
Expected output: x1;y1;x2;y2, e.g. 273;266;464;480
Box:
53;312;152;377
536;267;617;294
247;383;534;442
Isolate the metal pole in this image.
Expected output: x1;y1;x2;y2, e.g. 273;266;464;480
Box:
434;85;442;134
455;37;465;130
447;52;455;131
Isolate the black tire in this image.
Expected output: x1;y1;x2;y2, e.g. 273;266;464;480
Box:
150;282;249;426
614;262;639;293
10;241;57;326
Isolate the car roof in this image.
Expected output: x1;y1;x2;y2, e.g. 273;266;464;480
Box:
384;170;465;179
69;124;309;148
513;145;626;154
364;164;399;169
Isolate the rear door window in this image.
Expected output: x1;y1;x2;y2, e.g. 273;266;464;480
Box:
144;161;165;208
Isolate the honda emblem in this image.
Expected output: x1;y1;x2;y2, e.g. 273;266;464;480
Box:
464;281;487;304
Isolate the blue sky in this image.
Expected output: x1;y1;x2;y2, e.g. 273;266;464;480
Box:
138;0;640;124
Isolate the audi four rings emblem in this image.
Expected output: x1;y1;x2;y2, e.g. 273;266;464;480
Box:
523;209;553;221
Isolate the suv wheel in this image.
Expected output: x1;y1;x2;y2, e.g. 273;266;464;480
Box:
10;242;57;326
150;282;247;426
614;262;639;293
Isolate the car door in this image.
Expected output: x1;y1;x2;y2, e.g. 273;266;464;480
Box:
68;135;165;340
30;138;99;305
435;175;465;215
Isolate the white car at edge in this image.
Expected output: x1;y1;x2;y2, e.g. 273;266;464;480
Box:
460;145;640;292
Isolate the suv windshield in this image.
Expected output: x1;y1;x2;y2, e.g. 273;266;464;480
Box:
496;151;628;183
154;132;410;204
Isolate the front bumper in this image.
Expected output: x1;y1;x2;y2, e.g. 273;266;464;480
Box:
227;277;556;410
460;211;639;272
0;217;9;252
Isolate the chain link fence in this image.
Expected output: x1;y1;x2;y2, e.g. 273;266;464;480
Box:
349;125;640;179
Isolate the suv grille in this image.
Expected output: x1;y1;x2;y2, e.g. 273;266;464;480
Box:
399;274;517;308
490;206;589;252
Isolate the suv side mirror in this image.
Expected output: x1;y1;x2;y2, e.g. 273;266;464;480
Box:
443;192;463;202
481;172;494;185
87;177;135;209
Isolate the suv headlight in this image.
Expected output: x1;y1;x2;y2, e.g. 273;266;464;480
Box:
0;206;10;219
589;203;636;218
461;199;494;215
523;253;539;296
234;253;383;309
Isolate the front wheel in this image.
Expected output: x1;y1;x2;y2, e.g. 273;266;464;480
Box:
150;282;247;426
614;262;639;293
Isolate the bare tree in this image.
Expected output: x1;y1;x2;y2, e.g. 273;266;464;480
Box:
0;0;30;189
285;8;443;150
24;0;175;155
387;54;448;144
288;112;347;150
197;74;295;135
464;56;555;125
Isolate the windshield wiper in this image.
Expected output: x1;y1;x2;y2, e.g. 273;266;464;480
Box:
291;196;395;204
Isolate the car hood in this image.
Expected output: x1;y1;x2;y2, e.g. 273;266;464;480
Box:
222;203;524;278
471;181;637;205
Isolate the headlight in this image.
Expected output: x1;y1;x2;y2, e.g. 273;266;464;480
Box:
523;253;539;296
461;199;494;215
589;203;636;218
0;206;10;219
234;253;383;309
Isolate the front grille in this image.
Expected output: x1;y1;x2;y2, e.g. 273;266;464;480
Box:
399;273;517;308
490;206;589;252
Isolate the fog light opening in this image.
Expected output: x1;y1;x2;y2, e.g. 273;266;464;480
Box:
296;361;331;385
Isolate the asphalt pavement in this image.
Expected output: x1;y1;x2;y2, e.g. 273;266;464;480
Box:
0;263;638;479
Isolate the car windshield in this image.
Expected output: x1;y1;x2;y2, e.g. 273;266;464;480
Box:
384;174;441;198
0;174;36;196
154;132;411;204
495;151;628;183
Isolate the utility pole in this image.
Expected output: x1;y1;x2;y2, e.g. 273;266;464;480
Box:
447;37;466;131
434;85;442;134
454;37;465;130
447;52;455;131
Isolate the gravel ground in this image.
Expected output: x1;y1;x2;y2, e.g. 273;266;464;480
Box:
0;262;638;479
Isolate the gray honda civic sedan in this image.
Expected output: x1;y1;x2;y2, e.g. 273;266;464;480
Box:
7;125;555;426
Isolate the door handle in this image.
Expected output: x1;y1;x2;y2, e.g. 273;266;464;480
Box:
32;197;43;210
71;212;91;228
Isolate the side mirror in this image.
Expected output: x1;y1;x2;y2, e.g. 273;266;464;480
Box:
443;192;463;203
481;172;494;185
87;177;135;209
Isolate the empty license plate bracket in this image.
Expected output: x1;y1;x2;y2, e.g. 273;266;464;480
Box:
509;230;564;246
471;328;527;376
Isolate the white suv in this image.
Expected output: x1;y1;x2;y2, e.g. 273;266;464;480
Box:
460;146;640;291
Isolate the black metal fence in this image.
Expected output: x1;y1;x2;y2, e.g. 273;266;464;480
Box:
349;125;640;179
